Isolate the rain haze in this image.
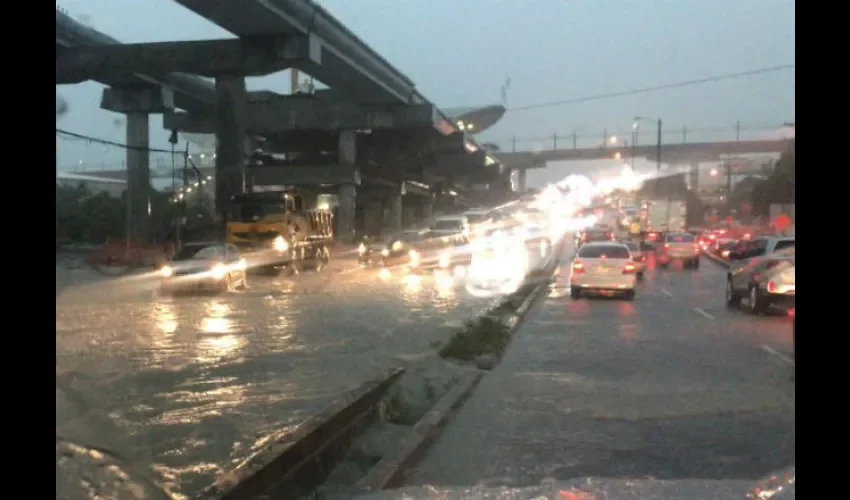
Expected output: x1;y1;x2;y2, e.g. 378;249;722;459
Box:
57;0;794;187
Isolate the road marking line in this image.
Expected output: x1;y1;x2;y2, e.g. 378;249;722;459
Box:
660;288;672;297
693;307;714;319
760;344;794;366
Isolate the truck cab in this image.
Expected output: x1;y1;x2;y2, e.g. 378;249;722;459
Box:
227;190;333;273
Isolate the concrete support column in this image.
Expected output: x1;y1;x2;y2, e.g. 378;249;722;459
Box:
125;112;150;242
214;74;248;222
516;167;528;193
422;195;434;224
364;201;383;236
402;206;416;228
337;130;358;242
338;184;356;242
689;162;699;192
387;193;403;234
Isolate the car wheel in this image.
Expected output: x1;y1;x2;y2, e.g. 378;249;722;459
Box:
570;287;581;299
623;290;635;300
748;285;769;314
725;278;741;307
692;258;700;269
636;272;644;281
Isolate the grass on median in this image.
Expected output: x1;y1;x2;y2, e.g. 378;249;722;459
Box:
438;316;513;362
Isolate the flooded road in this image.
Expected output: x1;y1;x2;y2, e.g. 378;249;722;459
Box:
56;262;501;497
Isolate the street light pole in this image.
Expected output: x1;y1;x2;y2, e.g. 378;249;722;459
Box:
635;117;663;171
656;118;662;172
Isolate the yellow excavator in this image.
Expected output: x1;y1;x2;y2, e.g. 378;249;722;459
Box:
227;190;333;274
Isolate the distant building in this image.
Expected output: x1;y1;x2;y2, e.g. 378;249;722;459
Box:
56;172;126;197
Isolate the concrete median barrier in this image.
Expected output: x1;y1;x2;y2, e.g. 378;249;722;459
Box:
329;236;568;498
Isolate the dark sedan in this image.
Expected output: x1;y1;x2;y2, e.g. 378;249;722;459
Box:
358;230;427;268
159;242;248;294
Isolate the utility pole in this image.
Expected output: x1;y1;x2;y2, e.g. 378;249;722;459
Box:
552;133;558;150
656;119;662;171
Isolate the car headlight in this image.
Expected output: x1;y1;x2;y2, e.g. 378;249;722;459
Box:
234;258;247;271
408;249;420;267
439;251;451;268
358;243;367;255
381;248;390;257
273;236;289;252
160;265;173;278
391;241;403;252
211;263;227;280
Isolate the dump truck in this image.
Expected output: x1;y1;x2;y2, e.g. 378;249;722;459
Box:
227;190;333;273
638;196;687;244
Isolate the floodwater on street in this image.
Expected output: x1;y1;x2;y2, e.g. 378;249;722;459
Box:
56;262;501;497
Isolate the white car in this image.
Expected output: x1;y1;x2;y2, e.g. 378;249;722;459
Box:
569;242;637;300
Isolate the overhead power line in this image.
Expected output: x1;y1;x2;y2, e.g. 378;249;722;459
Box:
507;64;795;112
56;128;177;154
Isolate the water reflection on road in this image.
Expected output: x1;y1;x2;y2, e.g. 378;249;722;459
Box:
56;265;502;496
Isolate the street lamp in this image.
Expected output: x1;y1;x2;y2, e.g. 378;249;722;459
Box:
634;116;662;171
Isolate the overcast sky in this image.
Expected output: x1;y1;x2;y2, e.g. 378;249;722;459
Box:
56;0;795;186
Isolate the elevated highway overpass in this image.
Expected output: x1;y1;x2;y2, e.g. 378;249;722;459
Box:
56;9;215;113
56;2;510;242
495;139;794;169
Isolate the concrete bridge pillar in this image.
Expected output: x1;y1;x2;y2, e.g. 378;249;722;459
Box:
364;201;383;237
516;167;528;193
386;192;403;234
402;205;416;228
213;75;249;226
689;162;699;192
125;113;150;242
421;195;434;227
337;130;358;242
100;85;174;243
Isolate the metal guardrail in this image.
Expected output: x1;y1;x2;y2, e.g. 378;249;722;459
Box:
195;367;404;500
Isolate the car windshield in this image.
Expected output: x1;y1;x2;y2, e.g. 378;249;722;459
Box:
173;245;224;261
578;244;630;259
623;242;639;251
774;240;795;252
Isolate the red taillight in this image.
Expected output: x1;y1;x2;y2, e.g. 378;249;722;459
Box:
572;261;584;273
767;280;776;293
709;234;716;240
663;243;670;248
623;263;636;274
609;233;615;240
788;308;794;317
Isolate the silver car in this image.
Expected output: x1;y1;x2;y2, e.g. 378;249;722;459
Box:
658;232;700;269
569;242;638;300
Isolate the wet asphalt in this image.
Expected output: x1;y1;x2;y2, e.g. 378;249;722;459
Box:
409;239;794;487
